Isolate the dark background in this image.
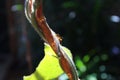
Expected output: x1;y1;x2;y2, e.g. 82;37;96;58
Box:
0;0;120;80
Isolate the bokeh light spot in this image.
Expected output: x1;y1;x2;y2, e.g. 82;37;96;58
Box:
58;73;68;80
93;56;100;63
101;54;108;61
101;73;107;79
86;73;97;80
110;15;120;23
75;57;87;72
83;55;90;62
69;11;76;19
112;46;120;55
11;4;23;11
99;65;106;72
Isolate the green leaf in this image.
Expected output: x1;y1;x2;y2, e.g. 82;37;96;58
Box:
23;43;72;80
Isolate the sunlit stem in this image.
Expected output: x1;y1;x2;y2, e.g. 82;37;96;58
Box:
24;0;79;80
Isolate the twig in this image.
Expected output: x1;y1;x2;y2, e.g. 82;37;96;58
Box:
25;0;79;80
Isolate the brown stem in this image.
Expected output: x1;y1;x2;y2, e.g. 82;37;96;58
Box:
35;7;60;56
25;0;79;80
35;5;78;80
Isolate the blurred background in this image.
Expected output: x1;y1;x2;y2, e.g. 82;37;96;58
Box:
0;0;120;80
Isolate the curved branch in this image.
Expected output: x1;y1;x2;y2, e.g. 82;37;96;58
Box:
25;0;79;80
